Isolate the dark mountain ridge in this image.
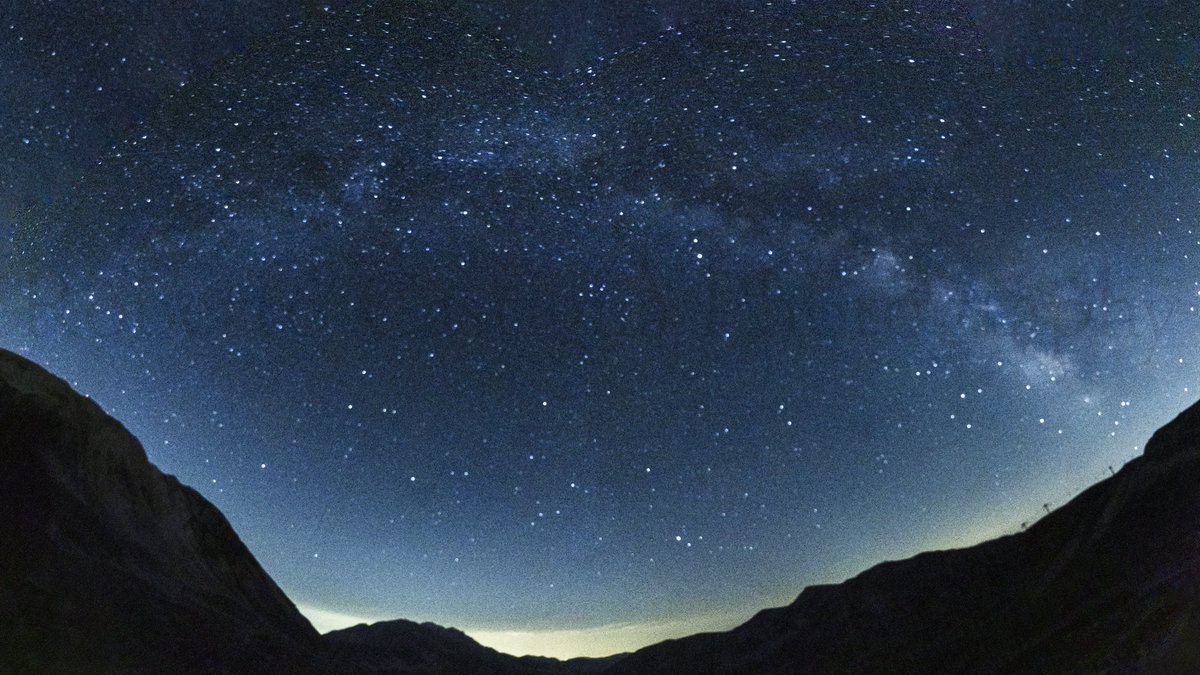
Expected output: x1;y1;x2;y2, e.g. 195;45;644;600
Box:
0;348;329;673
4;345;1200;673
324;619;622;674
608;399;1200;674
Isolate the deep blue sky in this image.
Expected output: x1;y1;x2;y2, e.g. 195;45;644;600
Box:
4;0;1200;657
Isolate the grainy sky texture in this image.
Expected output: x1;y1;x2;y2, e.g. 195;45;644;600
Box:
4;0;1200;658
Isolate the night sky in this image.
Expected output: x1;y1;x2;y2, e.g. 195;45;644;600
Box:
5;0;1200;659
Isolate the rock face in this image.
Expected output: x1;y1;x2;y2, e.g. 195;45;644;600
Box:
608;401;1200;674
0;349;332;674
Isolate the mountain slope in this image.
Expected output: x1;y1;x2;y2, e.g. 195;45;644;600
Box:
0;348;334;674
606;401;1200;674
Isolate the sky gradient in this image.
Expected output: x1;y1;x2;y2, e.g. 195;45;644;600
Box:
4;0;1200;658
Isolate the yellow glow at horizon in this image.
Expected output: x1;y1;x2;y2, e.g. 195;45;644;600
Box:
296;603;742;660
295;479;1112;662
466;613;740;659
298;604;381;634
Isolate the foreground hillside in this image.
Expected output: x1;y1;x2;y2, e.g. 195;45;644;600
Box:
0;349;332;673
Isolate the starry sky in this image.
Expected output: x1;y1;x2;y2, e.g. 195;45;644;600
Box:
5;0;1200;659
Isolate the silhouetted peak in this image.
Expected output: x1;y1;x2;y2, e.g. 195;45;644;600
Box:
0;348;330;673
1143;397;1200;460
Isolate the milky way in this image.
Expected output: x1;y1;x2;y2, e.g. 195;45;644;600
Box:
4;0;1200;658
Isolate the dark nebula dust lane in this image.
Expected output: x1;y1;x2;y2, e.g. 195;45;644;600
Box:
4;0;1200;657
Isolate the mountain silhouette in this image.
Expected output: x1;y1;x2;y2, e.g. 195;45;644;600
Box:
608;400;1200;674
0;349;334;674
4;345;1200;674
325;619;621;674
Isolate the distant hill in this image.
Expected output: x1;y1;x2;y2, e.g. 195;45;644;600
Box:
325;619;622;674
